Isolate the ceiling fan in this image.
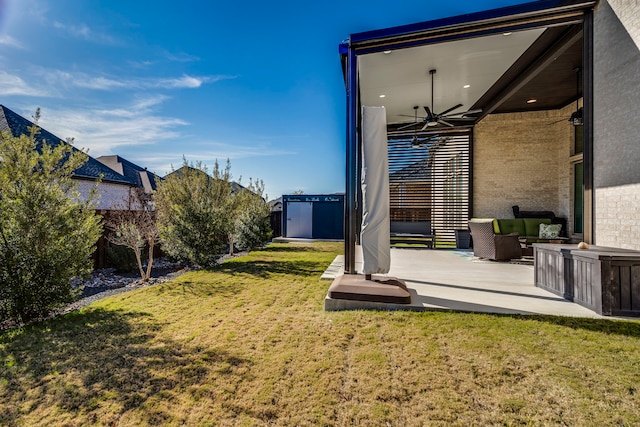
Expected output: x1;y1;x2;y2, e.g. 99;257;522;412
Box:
399;69;481;130
549;67;583;126
404;106;430;147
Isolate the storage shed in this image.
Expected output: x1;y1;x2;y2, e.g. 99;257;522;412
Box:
282;194;344;239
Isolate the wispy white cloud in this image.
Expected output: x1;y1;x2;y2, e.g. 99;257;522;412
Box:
138;143;296;176
25;97;294;177
164;51;200;63
131;95;170;110
128;59;154;69
93;95;170;117
0;35;24;49
74;76;128;90
53;21;117;44
0;71;50;97
157;75;205;89
33;97;188;156
147;74;236;89
154;75;221;89
39;69;236;91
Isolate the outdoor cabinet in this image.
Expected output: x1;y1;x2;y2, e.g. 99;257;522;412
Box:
534;244;569;298
534;244;640;316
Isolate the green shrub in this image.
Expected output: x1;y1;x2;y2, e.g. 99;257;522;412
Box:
234;179;272;251
0;112;101;322
106;243;138;273
155;159;272;265
155;160;233;266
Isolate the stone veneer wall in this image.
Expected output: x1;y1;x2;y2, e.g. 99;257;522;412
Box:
593;1;640;250
473;106;575;231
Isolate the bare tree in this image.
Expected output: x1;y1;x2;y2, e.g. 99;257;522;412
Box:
104;189;159;281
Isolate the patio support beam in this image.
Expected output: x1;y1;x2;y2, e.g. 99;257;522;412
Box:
477;25;583;120
582;9;594;243
344;46;358;274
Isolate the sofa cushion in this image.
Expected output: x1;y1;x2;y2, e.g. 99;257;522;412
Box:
494;219;526;236
539;223;562;239
523;218;551;236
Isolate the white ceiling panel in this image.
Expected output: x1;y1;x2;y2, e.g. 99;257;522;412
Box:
358;28;546;125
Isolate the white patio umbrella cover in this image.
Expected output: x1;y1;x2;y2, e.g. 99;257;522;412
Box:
360;106;391;274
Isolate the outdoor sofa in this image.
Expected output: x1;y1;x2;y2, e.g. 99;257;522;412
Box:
493;218;566;245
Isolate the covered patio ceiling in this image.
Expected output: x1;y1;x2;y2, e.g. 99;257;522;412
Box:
358;23;584;131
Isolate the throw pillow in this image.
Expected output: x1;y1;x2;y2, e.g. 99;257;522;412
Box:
539;223;562;239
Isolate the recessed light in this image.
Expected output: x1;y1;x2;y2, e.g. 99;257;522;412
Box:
383;50;392;54
463;84;471;89
379;94;386;98
503;32;512;36
526;98;537;104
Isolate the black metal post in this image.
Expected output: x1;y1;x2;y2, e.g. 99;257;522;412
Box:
344;46;358;274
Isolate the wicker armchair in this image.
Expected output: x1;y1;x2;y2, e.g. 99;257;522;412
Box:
468;220;522;261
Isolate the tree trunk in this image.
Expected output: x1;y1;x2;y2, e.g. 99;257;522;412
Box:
145;240;155;281
134;248;145;281
229;234;234;255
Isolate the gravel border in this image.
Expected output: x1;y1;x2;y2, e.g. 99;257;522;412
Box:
60;266;192;314
1;251;248;332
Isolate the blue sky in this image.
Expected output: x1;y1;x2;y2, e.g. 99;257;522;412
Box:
0;0;529;199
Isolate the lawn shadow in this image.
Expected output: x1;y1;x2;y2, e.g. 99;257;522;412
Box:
0;308;251;425
213;259;325;279
154;278;244;298
259;245;325;253
510;314;640;338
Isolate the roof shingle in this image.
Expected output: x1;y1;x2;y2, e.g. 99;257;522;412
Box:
0;105;135;185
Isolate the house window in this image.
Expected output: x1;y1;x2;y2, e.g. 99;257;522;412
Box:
571;124;584;235
574;162;584;234
574;124;583;155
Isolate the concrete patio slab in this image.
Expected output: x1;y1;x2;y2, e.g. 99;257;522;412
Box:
324;247;604;318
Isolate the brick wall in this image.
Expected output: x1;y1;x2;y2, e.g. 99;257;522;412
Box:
473;107;574;230
607;0;640;50
595;184;640;249
593;0;640;250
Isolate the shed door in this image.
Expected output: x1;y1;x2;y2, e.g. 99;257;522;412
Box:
312;202;344;239
286;202;313;238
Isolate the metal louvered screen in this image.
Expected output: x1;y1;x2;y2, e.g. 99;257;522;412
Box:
388;131;471;247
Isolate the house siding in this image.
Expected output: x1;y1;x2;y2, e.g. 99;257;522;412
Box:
473;107;573;229
76;180;133;210
593;0;640;250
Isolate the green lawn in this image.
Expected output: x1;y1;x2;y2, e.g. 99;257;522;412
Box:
1;242;640;426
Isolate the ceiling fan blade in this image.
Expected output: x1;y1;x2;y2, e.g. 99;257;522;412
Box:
398;114;418;118
437;119;455;127
421;123;429;131
438;103;463;116
424;106;433;117
460;108;483;116
397;122;420;130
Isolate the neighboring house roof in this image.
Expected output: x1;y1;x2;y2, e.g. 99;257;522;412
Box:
96;155;162;193
269;197;283;212
390;158;431;182
166;165;247;194
0;105;134;186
